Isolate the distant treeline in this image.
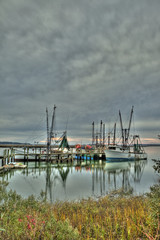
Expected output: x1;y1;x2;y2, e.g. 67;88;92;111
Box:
142;144;160;147
0;142;31;145
0;142;160;147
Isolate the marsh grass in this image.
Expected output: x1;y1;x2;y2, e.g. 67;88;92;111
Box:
53;193;159;240
0;181;159;240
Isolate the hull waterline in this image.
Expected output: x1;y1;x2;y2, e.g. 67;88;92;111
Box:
105;149;135;162
105;149;147;162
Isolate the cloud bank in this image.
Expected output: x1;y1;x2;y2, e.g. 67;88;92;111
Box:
0;0;160;144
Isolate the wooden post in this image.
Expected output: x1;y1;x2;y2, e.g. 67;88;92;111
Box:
80;149;82;161
2;149;6;166
11;148;14;162
27;147;29;161
39;148;41;161
24;148;26;160
35;147;37;160
7;149;10;164
71;149;73;162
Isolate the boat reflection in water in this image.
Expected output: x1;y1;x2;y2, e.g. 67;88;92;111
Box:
76;159;147;197
44;164;70;203
70;160;137;198
1;159;148;202
101;160;147;194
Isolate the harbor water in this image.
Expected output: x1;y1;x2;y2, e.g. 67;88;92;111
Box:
0;146;159;202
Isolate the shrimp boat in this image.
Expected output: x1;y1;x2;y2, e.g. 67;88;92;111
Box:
105;106;147;162
105;147;135;162
129;135;147;160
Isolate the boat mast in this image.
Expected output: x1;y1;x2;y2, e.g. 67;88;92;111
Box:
108;132;110;146
100;120;103;147
92;121;95;145
113;123;116;145
119;106;134;147
103;123;105;147
46;107;50;156
127;106;134;143
119;110;124;146
96;132;98;148
50;105;56;146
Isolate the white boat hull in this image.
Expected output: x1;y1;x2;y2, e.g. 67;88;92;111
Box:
105;149;147;161
105;149;134;161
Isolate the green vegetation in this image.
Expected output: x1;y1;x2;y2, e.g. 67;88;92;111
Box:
152;159;160;175
0;181;159;240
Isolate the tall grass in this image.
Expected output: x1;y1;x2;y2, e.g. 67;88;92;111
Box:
53;192;159;239
0;181;159;239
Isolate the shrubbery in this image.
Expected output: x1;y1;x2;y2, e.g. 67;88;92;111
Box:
0;180;159;239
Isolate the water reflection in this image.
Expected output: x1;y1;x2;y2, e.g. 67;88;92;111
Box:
75;160;148;197
0;159;148;201
43;164;70;202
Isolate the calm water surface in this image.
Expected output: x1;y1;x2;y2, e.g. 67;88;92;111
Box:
0;146;159;202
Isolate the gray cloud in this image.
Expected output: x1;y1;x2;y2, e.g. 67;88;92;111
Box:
0;0;160;143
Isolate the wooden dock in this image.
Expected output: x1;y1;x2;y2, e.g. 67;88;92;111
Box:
0;144;105;167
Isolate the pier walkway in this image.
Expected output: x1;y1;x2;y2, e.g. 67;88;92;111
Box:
0;144;105;168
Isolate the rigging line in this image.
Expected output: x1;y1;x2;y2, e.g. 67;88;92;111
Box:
25;133;47;143
25;131;47;143
30;112;46;132
24;128;46;142
65;114;69;132
25;132;47;139
132;111;136;135
24;112;47;143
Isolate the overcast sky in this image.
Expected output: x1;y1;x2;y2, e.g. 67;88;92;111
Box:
0;0;160;145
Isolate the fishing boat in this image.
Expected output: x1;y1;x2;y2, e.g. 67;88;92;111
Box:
129;135;147;160
46;105;72;155
105;106;147;161
105;147;135;162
